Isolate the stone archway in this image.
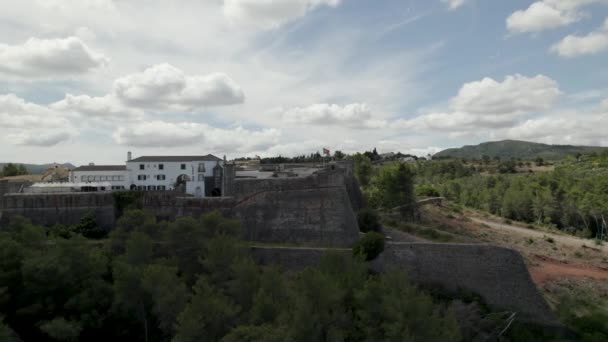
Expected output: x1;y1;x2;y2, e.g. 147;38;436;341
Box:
175;174;191;187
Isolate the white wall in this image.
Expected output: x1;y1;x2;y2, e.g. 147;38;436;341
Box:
125;160;223;193
69;170;129;189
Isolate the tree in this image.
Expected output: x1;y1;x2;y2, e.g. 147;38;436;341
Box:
352;154;373;187
1;163;29;177
535;157;544;166
39;318;82;342
369;163;416;219
334;150;345;160
174;278;240;342
357;208;381;233
353;232;385;261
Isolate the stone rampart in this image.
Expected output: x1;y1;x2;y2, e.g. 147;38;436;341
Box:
234;186;359;247
250;243;559;326
232;170;346;200
0;192;116;229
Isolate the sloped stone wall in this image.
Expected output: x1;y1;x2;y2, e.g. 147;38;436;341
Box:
251;243;559;326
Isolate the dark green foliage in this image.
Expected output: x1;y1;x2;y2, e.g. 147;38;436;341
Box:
420;153;608;240
367;162;417;219
0;210;463;341
352;153;373;187
357;208;381;232
73;212;106;239
0;163;29;177
112;191;143;217
353;232;385;261
417;184;441;197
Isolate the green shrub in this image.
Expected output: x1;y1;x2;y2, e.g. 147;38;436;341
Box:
357;208;381;233
112;191;143;217
416;184;440;197
353;232;385;261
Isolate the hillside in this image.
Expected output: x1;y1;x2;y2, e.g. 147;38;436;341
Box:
0;162;75;175
433;140;608;160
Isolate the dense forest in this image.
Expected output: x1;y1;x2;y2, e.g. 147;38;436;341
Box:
352;150;608;240
0;210;462;341
411;153;608;240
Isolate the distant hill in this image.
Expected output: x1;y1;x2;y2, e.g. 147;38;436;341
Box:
0;162;76;175
433;140;608;160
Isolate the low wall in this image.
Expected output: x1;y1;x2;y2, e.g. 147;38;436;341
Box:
233;170;345;200
250;243;559;326
0;192;116;229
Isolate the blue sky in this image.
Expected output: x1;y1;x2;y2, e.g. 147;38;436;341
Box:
1;0;607;164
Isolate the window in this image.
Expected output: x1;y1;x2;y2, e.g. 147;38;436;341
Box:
159;164;164;170
100;176;106;181
82;175;87;182
198;174;204;181
138;175;147;181
87;175;93;182
118;176;124;181
158;185;166;191
198;163;205;172
111;176;118;181
148;185;155;191
181;164;186;170
157;175;166;180
94;176;100;181
140;164;145;170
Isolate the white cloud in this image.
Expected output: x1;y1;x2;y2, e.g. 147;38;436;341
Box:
0;94;74;146
506;0;598;34
112;120;280;152
441;0;467;10
391;74;561;136
450;74;560;115
602;98;608;110
51;94;143;121
223;0;341;29
282;103;386;128
11;131;72;146
505;110;608;146
113;63;245;109
0;37;108;77
551;18;608;57
112;121;205;148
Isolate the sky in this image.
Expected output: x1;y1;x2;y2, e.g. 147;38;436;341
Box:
1;0;608;165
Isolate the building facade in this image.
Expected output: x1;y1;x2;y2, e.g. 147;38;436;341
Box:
69;165;129;190
68;154;225;197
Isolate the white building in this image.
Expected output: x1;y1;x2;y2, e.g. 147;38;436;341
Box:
70;165;129;190
67;153;225;197
126;154;224;196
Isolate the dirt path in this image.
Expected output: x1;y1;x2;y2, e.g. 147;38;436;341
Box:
470;216;608;253
528;254;608;285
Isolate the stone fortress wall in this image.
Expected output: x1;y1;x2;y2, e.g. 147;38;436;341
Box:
251;243;560;327
0;164;360;247
0;162;558;325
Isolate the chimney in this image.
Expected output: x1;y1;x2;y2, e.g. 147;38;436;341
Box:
127;151;132;161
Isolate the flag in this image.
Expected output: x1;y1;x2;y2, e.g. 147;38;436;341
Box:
323;148;330;155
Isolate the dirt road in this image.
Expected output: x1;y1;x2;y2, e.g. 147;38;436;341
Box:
470;216;608;253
